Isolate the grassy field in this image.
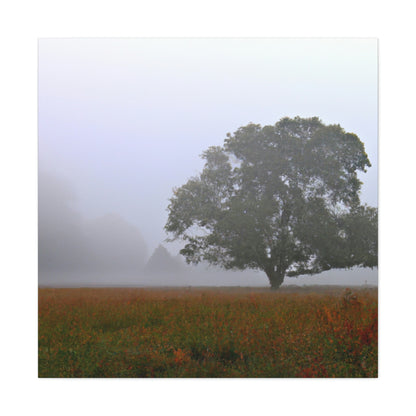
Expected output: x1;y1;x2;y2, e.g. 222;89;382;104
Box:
38;286;377;378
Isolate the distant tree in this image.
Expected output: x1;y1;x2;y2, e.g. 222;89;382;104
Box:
144;244;184;275
165;117;378;289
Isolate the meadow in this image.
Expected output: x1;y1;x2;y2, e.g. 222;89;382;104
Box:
38;286;377;378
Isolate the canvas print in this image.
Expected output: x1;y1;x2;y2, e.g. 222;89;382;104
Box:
38;38;378;377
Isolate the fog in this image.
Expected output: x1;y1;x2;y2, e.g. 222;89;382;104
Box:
38;38;378;287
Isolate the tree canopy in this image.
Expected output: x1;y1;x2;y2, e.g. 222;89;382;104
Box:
165;117;377;289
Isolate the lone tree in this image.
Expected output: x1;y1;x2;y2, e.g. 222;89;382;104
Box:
165;117;377;289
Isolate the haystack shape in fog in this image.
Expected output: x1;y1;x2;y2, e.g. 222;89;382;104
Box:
144;245;185;275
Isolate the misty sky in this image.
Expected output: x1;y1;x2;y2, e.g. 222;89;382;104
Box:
38;38;377;284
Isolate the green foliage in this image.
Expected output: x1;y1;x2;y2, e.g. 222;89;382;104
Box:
165;117;377;288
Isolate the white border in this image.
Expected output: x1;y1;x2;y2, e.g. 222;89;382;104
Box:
1;1;415;415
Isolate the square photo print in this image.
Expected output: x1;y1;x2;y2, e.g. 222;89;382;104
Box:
38;38;378;378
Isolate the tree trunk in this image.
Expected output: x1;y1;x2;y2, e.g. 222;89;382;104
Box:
265;269;285;290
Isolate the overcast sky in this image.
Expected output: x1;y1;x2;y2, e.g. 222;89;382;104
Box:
38;38;378;256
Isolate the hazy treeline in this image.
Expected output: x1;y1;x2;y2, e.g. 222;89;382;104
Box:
38;171;256;286
38;171;377;287
39;172;148;283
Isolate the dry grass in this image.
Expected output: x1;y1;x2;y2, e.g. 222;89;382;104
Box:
38;286;377;377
